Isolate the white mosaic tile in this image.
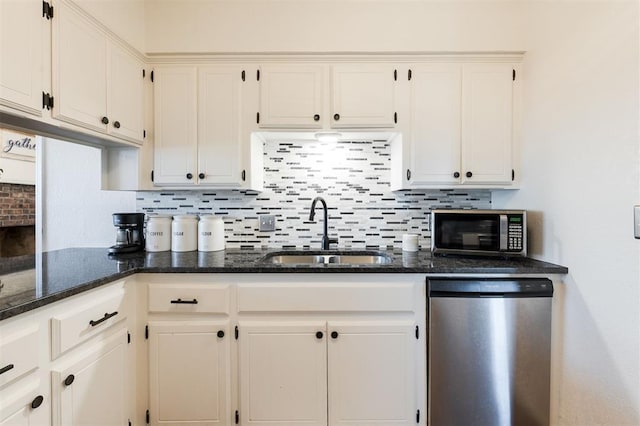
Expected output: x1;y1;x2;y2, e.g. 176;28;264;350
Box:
136;140;492;249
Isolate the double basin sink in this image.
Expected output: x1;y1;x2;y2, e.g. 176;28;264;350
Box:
260;250;392;266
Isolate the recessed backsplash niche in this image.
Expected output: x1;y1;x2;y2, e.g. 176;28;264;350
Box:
136;140;491;249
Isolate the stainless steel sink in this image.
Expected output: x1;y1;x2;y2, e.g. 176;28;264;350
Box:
260;251;392;265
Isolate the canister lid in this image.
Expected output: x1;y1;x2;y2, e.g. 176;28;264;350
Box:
173;214;198;221
147;214;172;221
199;215;223;222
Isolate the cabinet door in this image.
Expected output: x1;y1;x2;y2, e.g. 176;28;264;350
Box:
52;328;128;426
327;322;416;426
148;321;231;426
198;66;243;186
407;64;462;186
259;65;324;129
153;67;198;185
108;43;144;144
0;0;43;116
238;321;327;426
331;65;396;128
53;2;107;132
461;63;514;184
0;378;49;426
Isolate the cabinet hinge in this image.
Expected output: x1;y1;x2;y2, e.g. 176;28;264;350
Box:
143;129;146;139
415;326;419;339
146;409;150;424
416;409;420;423
235;325;239;340
256;69;260;81
394;112;397;124
408;69;412;81
256;112;260;124
394;69;397;81
42;1;54;19
42;92;54;110
241;70;245;82
150;70;154;83
128;420;131;426
512;169;515;181
241;170;246;181
150;170;154;182
513;69;516;81
235;410;239;424
142;69;145;78
127;332;131;344
145;325;149;340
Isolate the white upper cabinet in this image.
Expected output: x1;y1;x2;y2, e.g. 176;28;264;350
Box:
53;1;145;144
0;0;44;117
153;65;254;188
258;63;397;130
461;63;514;185
153;66;198;186
259;65;324;129
331;64;397;128
198;66;244;186
393;61;518;189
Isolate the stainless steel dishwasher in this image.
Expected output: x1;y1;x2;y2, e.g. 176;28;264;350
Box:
428;278;553;426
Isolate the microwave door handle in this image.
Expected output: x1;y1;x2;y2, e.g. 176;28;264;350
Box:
500;215;509;250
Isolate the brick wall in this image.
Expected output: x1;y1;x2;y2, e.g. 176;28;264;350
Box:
0;183;36;227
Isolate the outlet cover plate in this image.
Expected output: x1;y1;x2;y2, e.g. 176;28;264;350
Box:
259;214;276;232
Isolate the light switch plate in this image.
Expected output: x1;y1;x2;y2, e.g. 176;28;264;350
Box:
635;206;640;239
259;214;276;232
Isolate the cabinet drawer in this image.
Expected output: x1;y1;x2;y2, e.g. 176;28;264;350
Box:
237;283;415;313
51;289;126;358
0;324;39;387
148;283;230;314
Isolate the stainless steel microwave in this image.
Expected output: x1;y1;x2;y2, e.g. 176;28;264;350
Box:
430;209;527;257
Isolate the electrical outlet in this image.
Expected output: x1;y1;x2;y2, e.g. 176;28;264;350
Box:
634;205;640;239
259;214;276;232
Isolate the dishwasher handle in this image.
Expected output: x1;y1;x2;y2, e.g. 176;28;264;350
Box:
428;278;553;298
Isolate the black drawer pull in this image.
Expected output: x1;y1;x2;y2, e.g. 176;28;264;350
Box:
31;395;44;409
64;374;75;386
316;331;323;339
170;298;198;304
89;311;118;327
217;330;225;338
0;364;14;375
331;331;339;339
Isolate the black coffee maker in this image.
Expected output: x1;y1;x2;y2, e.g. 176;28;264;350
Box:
108;213;145;254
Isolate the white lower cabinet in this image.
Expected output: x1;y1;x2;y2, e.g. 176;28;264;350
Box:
0;376;48;426
148;321;231;426
51;327;129;426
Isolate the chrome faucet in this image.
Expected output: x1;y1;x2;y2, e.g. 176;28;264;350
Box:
309;197;338;250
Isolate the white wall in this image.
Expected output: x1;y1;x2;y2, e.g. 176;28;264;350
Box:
491;2;640;424
41;137;136;251
145;0;525;53
74;0;146;52
143;1;640;423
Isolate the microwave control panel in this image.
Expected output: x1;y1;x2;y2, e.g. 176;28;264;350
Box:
507;215;525;251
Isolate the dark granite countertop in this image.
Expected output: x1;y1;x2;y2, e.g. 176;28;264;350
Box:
0;247;568;321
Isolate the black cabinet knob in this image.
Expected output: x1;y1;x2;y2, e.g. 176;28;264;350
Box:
31;395;44;409
316;331;323;339
101;116;109;125
466;171;473;178
406;169;411;181
186;173;193;180
453;172;460;178
198;173;205;180
241;170;246;181
113;121;121;129
313;114;320;121
331;331;339;339
64;374;75;386
333;113;340;121
217;330;224;338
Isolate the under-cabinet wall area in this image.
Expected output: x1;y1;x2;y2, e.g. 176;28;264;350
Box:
137;139;492;249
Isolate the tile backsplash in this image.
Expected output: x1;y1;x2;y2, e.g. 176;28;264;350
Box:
136;140;491;249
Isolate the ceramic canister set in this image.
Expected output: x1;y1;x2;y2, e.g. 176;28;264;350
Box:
146;215;225;252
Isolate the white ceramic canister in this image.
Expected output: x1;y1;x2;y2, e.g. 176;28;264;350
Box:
171;215;198;252
146;215;172;252
198;215;225;252
402;233;419;252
